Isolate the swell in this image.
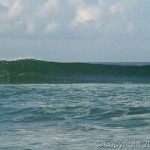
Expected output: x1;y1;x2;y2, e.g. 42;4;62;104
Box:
0;59;150;83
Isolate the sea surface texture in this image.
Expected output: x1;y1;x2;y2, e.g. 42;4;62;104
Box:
0;84;150;150
0;60;150;150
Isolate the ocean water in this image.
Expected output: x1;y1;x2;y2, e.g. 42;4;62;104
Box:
0;59;150;84
0;83;150;150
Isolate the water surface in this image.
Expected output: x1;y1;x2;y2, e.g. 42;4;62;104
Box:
0;84;150;150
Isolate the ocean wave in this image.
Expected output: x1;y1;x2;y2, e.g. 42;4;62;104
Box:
0;59;150;83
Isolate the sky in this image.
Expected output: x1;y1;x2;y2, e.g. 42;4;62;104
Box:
0;0;150;62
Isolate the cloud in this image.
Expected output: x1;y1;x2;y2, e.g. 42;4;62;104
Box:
0;0;11;8
26;22;36;34
7;0;22;18
45;22;60;33
127;22;136;32
0;0;22;19
70;5;100;28
109;0;136;16
67;0;85;6
110;2;125;15
35;0;59;18
0;0;138;37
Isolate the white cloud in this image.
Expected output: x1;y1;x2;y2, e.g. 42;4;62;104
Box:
26;22;36;34
110;2;124;15
67;0;85;6
70;5;100;27
0;0;11;8
45;22;60;33
0;0;23;21
0;0;23;33
127;22;136;32
110;0;135;16
0;0;137;37
7;0;23;18
36;0;59;18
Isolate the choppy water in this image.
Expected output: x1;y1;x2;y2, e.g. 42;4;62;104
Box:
0;84;150;150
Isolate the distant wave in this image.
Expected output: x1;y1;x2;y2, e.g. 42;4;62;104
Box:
0;59;150;83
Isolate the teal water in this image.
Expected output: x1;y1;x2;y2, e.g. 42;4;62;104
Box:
0;84;150;150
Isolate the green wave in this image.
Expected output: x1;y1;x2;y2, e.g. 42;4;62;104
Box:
0;59;150;83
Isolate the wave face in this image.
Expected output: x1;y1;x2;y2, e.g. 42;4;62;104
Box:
0;59;150;83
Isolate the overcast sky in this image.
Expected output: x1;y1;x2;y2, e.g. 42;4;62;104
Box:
0;0;150;62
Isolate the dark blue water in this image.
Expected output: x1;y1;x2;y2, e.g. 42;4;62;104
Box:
0;84;150;150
